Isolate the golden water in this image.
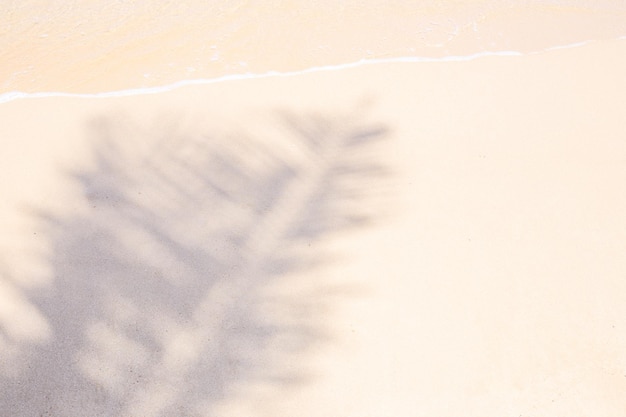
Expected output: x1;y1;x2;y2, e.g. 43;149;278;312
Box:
1;0;625;93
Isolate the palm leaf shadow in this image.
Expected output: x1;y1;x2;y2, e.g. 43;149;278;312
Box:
2;107;391;416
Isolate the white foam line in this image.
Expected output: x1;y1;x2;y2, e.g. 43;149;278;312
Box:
0;50;524;104
543;39;594;51
0;37;621;105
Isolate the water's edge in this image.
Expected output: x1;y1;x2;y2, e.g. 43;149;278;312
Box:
1;37;622;105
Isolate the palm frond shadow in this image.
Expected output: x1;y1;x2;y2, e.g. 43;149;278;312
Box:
2;107;391;416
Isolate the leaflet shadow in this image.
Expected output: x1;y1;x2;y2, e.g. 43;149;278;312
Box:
1;106;391;417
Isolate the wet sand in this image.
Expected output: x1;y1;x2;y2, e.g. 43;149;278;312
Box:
1;37;626;415
2;0;625;93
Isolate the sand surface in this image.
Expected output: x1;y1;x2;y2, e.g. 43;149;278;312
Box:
2;3;626;417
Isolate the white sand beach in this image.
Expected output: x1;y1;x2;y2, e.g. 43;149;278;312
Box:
1;2;626;416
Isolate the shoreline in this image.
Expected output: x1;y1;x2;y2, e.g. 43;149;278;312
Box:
1;36;622;104
2;1;624;95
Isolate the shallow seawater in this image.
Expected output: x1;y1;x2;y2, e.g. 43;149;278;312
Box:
1;0;625;95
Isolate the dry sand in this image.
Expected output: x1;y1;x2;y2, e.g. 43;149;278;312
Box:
2;3;626;417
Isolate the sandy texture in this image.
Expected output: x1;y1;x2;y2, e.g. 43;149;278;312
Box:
1;37;626;415
1;0;625;93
